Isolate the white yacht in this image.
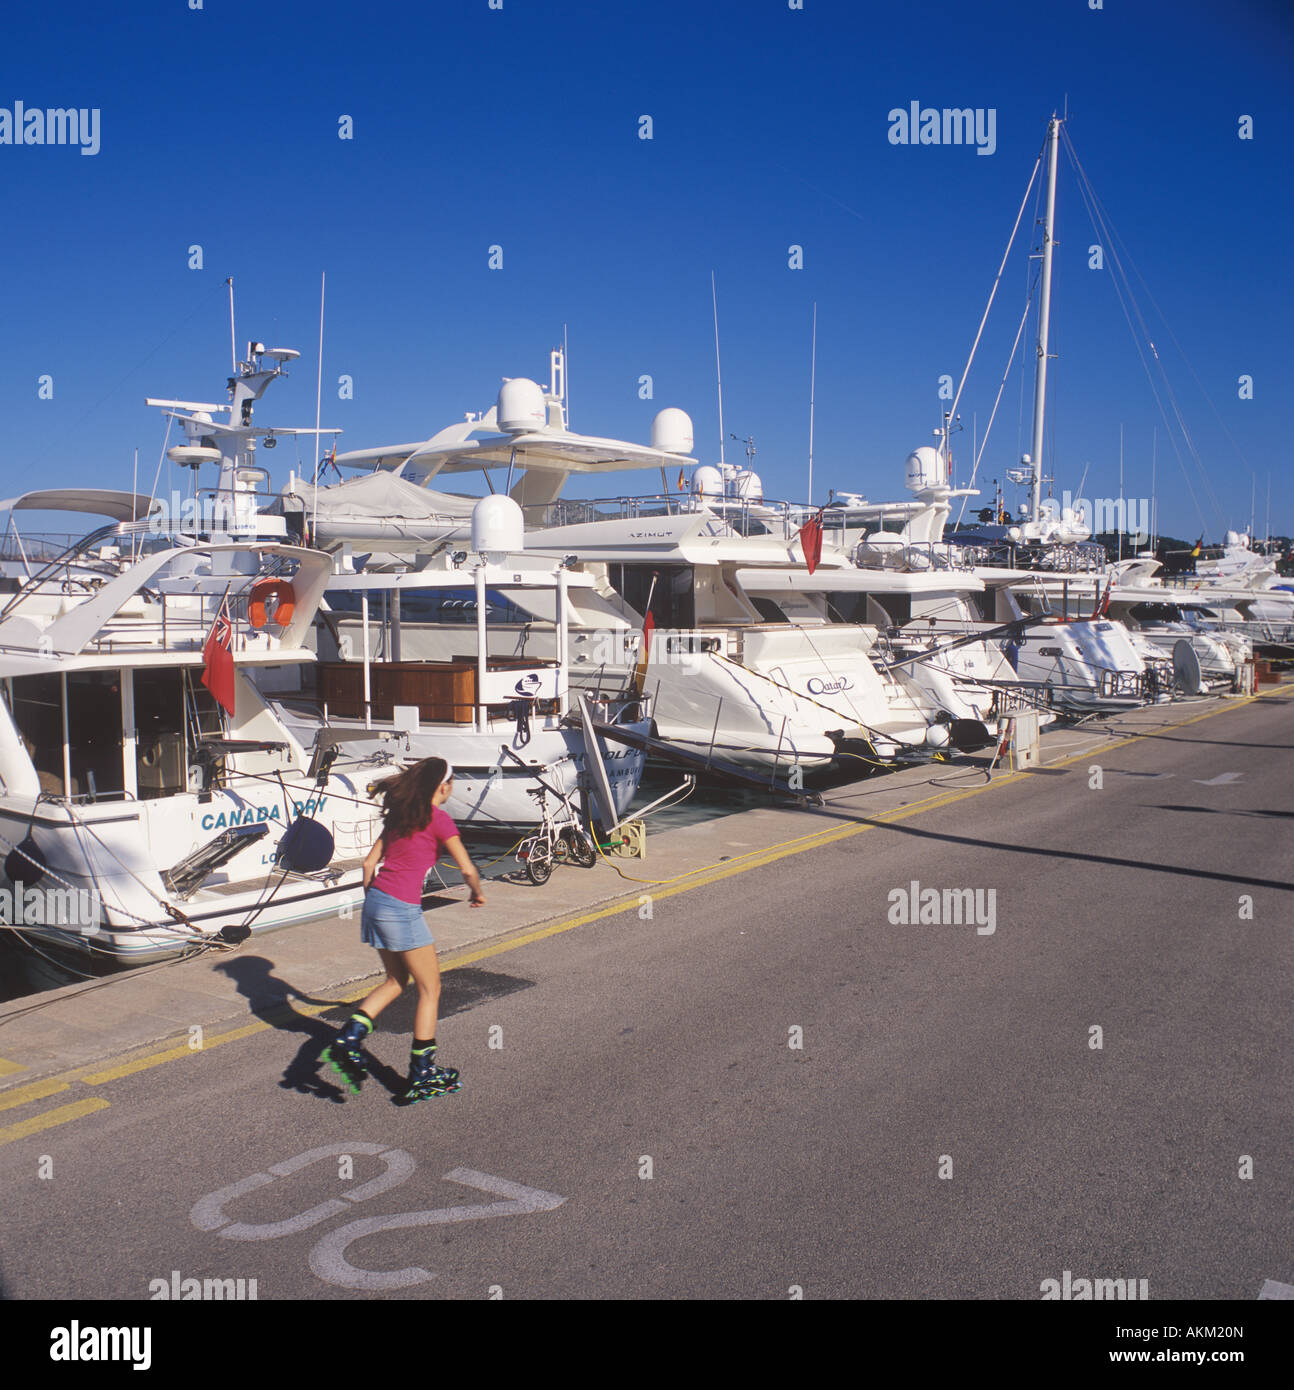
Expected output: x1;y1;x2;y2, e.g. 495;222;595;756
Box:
308;352;956;772
0;532;384;963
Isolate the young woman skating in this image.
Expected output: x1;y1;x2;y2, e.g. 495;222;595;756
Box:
323;757;484;1103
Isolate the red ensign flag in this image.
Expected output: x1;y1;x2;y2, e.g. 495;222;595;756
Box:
798;511;824;575
201;596;236;715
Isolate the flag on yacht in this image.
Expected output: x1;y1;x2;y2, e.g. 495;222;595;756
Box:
798;510;824;574
201;593;236;714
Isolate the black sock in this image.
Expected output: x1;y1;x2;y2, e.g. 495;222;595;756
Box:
411;1037;436;1055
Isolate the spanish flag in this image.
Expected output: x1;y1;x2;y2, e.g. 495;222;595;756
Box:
1190;536;1203;558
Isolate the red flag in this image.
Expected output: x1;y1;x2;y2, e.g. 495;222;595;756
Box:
798;511;824;575
201;595;236;715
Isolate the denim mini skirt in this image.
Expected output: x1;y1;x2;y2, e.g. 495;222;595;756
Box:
360;886;434;952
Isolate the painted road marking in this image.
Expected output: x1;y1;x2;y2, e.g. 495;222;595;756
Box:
1259;1280;1294;1299
306;1168;566;1291
80;1020;268;1085
0;1058;26;1077
0;1077;69;1111
0;1097;110;1145
0;683;1286;1143
1194;772;1244;785
192;1142;416;1240
189;1142;564;1292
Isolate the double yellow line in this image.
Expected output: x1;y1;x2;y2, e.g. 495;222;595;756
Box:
0;684;1283;1147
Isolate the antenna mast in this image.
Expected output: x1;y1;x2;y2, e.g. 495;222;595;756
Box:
313;272;326;539
226;277;237;375
807;302;817;506
1028;114;1061;523
712;271;726;465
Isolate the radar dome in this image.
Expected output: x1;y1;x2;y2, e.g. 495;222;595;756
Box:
471;495;524;558
651;407;694;455
733;470;763;501
497;378;547;434
692;465;723;497
905;446;947;493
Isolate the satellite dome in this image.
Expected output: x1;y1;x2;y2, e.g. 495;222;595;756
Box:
651;407;693;455
497;378;547;434
692;465;723;497
471;494;524;558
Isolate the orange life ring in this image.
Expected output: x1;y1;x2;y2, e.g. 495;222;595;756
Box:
248;577;296;629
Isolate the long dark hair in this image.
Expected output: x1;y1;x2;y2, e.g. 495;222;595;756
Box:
372;757;450;844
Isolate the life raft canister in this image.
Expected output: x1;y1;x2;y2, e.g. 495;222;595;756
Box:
248;577;296;629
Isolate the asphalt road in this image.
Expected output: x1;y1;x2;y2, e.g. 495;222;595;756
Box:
0;695;1290;1302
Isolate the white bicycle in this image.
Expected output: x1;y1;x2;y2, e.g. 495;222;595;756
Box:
516;784;597;885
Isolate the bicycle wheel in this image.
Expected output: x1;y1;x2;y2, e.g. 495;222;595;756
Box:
525;841;553;885
563;827;597;868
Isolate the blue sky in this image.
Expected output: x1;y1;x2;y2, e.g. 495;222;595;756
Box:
2;0;1291;542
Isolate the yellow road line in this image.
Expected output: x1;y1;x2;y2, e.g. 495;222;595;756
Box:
0;1058;26;1077
80;1020;268;1084
0;1078;69;1111
0;1098;110;1146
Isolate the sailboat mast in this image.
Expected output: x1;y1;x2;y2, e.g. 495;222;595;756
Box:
1029;114;1061;524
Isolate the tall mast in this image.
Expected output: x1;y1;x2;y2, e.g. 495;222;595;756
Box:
712;271;726;466
807;301;817;505
1029;114;1061;523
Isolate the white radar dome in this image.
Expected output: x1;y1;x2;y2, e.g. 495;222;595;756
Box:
471;494;525;558
692;465;723;497
905;446;948;493
497;378;547;434
733;470;763;501
651;407;693;455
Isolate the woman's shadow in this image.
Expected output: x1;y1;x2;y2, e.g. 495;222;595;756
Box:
212;956;408;1104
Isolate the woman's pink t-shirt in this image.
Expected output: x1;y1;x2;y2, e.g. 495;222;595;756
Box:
371;807;460;904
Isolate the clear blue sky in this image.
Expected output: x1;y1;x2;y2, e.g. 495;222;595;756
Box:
2;0;1291;542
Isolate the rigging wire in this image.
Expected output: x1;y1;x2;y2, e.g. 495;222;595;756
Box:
1060;129;1220;536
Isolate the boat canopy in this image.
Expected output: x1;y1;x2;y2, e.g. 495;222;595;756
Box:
0;489;155;522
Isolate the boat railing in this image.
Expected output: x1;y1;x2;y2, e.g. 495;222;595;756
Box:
852;539;990;573
947;537;1107;574
534;493;853;546
0;532;86;564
